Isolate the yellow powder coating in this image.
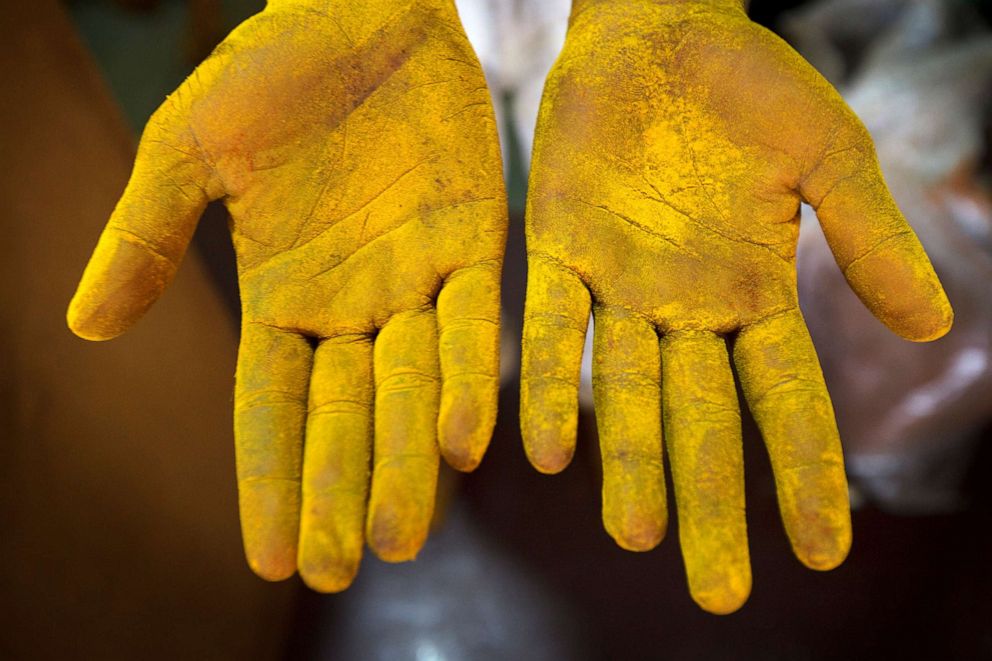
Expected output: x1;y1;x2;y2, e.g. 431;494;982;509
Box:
67;0;507;591
593;305;666;552
523;0;952;614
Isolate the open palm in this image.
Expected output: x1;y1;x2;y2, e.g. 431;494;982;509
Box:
522;0;951;613
69;0;506;591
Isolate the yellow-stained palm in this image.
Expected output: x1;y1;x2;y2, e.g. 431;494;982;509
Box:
522;0;951;614
68;0;506;592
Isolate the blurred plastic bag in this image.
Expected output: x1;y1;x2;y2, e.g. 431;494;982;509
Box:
790;0;992;512
455;0;570;174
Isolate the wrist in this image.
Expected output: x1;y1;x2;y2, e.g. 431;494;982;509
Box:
264;0;460;28
266;0;453;9
570;0;747;19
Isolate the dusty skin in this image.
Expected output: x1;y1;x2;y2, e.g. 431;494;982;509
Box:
68;0;507;592
522;0;953;614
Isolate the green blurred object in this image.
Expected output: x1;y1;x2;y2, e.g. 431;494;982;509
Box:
68;0;264;131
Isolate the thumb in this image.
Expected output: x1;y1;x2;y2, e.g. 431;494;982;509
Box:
800;117;953;342
68;96;219;341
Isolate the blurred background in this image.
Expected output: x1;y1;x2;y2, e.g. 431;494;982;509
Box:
2;0;991;658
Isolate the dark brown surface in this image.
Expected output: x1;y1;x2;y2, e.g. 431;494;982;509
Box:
0;1;298;658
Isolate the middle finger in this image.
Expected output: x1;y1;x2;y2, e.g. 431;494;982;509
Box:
661;330;750;615
367;309;441;562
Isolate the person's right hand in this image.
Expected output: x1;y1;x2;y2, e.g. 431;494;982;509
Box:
522;0;951;613
68;0;506;592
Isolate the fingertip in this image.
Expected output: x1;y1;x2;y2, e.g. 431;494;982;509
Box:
796;544;850;572
298;555;360;593
367;524;425;564
523;433;574;474
245;544;297;582
68;237;176;340
438;384;496;472
682;534;753;615
798;547;849;572
520;386;578;474
440;441;485;473
299;570;356;594
785;490;852;571
370;543;421;564
238;478;302;584
691;578;752;616
871;268;953;342
297;508;364;593
794;519;852;572
900;294;953;343
605;514;665;552
365;494;431;563
841;230;955;343
67;287;140;341
686;554;753;616
602;474;667;552
66;296;119;342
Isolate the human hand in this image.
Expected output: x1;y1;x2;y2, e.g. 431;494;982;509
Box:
68;0;506;591
521;0;951;613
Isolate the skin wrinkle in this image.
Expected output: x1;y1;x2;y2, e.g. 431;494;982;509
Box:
841;228;917;273
570;198;685;249
308;400;370;415
68;0;506;592
105;227;178;267
522;0;952;614
292;158;431;250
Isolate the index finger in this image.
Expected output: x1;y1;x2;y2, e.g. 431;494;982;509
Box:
436;260;501;472
592;305;666;552
734;308;851;571
367;309;441;563
520;254;591;474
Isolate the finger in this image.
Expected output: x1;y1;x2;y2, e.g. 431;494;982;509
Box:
436;261;501;472
592;306;666;552
367;309;441;562
234;322;312;581
661;330;750;615
800;123;952;342
67;102;219;341
734;308;851;571
298;334;373;592
520;254;590;473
